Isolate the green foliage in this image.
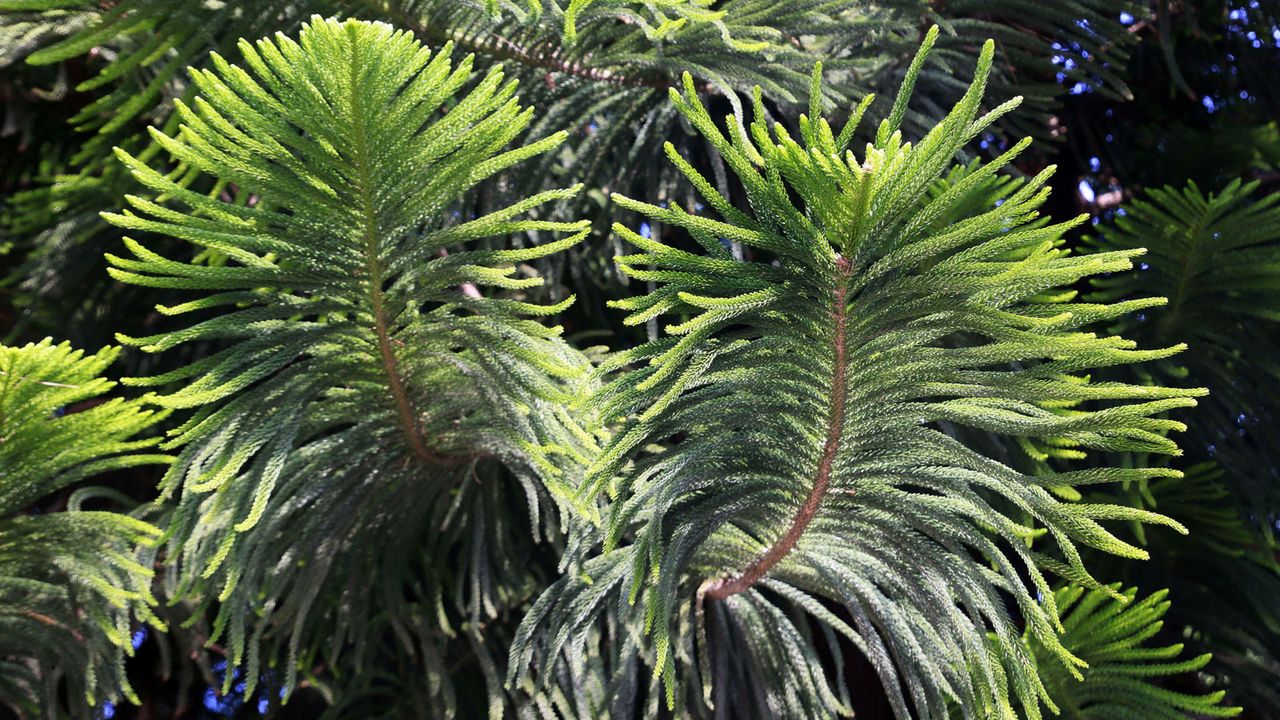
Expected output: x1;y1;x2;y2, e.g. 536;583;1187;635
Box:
1026;584;1240;719
0;339;168;717
513;37;1208;720
101;16;597;713
0;3;1273;718
1081;457;1280;712
1085;179;1280;522
1076;178;1280;714
0;0;1145;326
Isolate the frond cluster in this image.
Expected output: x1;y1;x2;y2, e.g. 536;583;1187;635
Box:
1026;584;1240;719
514;33;1210;720
0;339;168;717
0;5;1265;719
1085;179;1280;522
102;16;596;712
0;0;1144;318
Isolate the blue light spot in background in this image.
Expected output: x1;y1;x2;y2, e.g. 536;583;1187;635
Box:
1119;11;1135;25
1069;81;1090;95
96;702;115;720
131;627;147;650
1089;156;1101;173
1078;180;1096;203
639;222;651;239
1139;262;1149;271
201;658;248;716
259;698;270;714
203;688;224;714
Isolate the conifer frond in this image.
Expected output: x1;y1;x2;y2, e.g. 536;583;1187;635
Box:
1081;181;1280;711
513;35;1206;719
828;1;1143;141
101;16;595;712
1084;179;1280;525
1;0;333;167
1;1;1143;313
0;1;85;68
1025;584;1241;719
0;339;169;718
1081;459;1280;713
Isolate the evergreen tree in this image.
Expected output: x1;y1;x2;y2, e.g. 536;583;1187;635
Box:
0;2;1277;718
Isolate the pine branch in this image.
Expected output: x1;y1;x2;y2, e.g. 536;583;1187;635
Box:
1025;584;1241;719
101;17;597;712
514;30;1206;720
0;339;170;718
1085;179;1280;525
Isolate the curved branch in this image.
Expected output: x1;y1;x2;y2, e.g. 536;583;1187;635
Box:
365;0;708;92
703;255;853;601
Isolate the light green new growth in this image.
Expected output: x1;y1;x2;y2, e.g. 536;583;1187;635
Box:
513;30;1206;720
0;340;169;717
1028;584;1241;719
101;16;596;713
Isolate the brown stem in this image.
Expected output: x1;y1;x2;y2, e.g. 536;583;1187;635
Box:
703;256;854;601
346;39;447;466
20;609;85;642
365;0;710;93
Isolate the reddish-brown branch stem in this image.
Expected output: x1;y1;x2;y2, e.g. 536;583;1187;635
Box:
368;0;709;92
703;256;854;601
347;43;447;466
371;284;440;463
20;609;85;642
